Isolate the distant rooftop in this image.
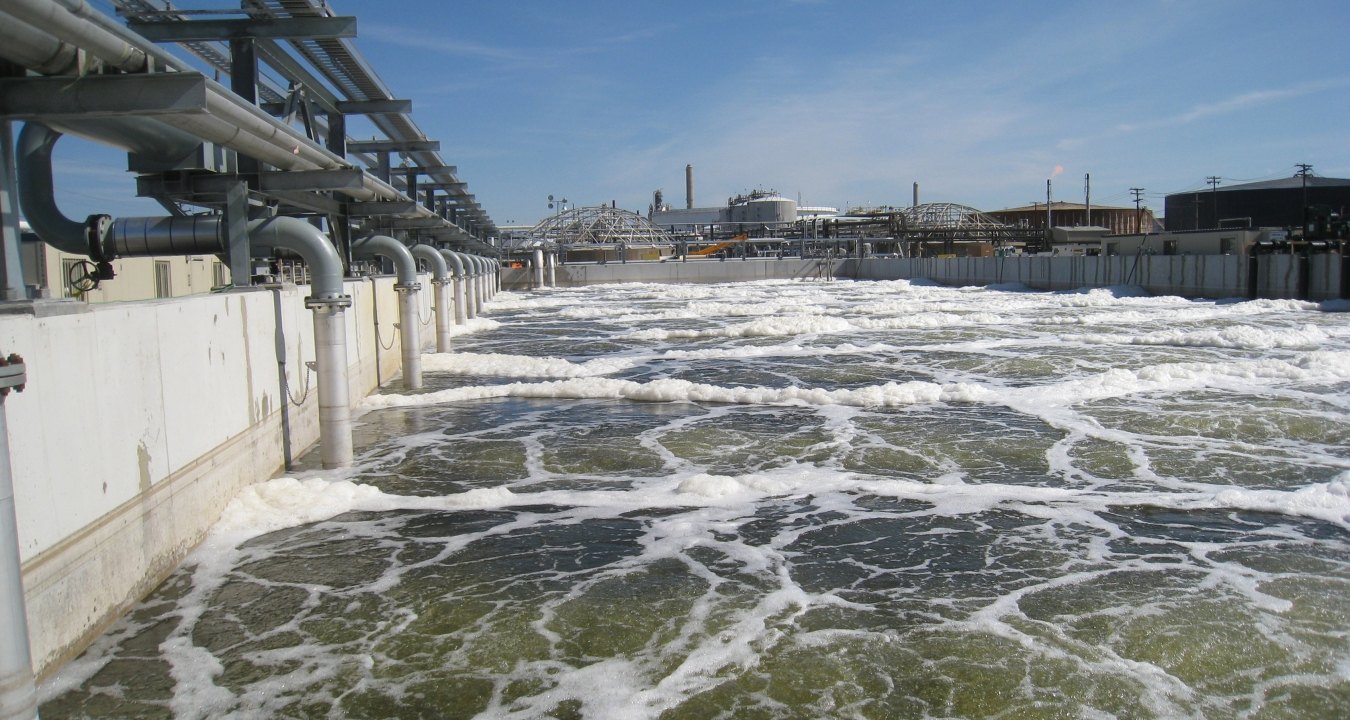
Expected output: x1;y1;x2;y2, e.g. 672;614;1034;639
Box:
1204;176;1350;193
994;201;1135;213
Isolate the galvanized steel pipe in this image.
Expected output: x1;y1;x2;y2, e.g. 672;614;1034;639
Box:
533;248;545;289
352;235;421;390
2;0;147;73
0;8;80;75
459;253;478;320
310;305;352;469
0;355;36;720
411;245;451;352
469;255;486;315
440;250;468;325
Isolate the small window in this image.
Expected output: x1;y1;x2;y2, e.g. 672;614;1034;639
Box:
1163;240;1178;256
61;258;81;296
213;261;229;288
1219;237;1235;255
154;260;172;298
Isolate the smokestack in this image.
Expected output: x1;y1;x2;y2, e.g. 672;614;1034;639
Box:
686;164;694;209
912;182;919;208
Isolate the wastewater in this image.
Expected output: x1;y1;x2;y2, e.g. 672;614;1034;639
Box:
38;277;1350;719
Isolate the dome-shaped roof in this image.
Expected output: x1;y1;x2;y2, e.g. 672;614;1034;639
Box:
530;206;672;246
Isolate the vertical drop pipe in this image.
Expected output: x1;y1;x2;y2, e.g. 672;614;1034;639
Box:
546;252;557;287
472;256;487;315
433;278;452;351
410;245;451;353
309;303;353;469
441;250;468;325
0;354;35;720
533;248;545;289
352;235;422;391
461;254;479;320
396;285;423;389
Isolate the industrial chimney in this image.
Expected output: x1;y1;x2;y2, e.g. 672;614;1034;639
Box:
686;164;695;209
913;182;919;208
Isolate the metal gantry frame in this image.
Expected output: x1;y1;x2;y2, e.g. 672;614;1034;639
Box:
105;0;496;248
529;205;672;248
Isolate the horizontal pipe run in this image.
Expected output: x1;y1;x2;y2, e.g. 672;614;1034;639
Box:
2;0;147;73
0;8;80;75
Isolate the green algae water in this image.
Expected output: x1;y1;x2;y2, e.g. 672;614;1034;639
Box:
40;278;1350;718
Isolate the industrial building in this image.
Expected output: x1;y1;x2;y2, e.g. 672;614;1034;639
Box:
987;201;1158;235
650;188;799;234
1164;175;1350;231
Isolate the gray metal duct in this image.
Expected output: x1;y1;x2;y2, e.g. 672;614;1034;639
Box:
410;245;451;353
352;234;422;390
14;122;86;255
439;249;468;326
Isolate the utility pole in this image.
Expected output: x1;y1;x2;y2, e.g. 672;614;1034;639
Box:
1046;179;1052;230
1295;163;1313;233
1084;173;1091;227
1130;187;1145;234
1206;176;1221;230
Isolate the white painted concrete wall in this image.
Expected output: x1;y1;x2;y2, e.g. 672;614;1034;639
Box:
501;257;838;289
0;273;437;676
500;254;1347;302
847;254;1345;301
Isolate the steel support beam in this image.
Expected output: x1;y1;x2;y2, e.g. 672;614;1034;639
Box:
224;178;250;288
391;165;457;176
128;16;357;42
347;139;439;153
0;73;208;118
345;201;418;217
335;99;412;115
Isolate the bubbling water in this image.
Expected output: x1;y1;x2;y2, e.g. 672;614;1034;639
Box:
40;279;1350;719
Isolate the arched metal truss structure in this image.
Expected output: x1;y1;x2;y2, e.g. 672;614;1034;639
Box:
824;202;1047;253
899;203;1006;230
529;206;672;247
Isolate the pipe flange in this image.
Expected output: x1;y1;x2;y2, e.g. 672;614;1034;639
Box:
304;294;354;309
0;353;27;396
431;278;451;286
393;283;423;293
85;214;113;262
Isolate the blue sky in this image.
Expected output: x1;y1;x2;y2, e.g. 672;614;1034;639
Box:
46;0;1350;228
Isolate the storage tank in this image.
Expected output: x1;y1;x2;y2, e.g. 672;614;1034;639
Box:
728;192;797;224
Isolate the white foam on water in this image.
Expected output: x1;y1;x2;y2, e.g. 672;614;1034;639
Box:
44;276;1350;717
443;317;501;336
420;351;637;378
362;376;997;411
1080;323;1332;350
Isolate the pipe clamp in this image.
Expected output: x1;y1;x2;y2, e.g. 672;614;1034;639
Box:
304;294;353;309
0;354;27;396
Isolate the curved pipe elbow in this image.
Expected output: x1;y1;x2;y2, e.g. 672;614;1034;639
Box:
410;244;449;282
16;122;90;255
247;216;346;302
352;234;419;287
440;249;466;278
